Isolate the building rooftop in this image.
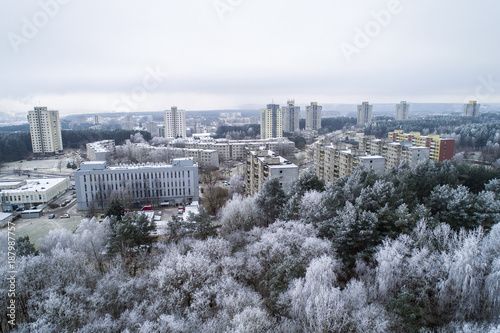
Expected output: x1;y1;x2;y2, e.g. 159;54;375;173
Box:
0;178;68;194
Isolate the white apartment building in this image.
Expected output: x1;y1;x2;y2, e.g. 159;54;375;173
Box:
306;102;322;130
463;100;480;117
87;140;116;161
183;138;295;161
28;107;64;154
282;100;300;133
357;102;373;126
164;106;187;138
246;149;299;196
0;178;70;211
395;101;410;120
75;158;199;210
260;104;282;139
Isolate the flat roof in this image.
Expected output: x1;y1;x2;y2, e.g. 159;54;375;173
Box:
0;178;68;194
0;212;12;220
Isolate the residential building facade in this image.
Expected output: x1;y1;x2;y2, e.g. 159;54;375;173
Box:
87;140;116;161
164;106;187;138
75;158;199;210
260;104;282;139
183;138;295;161
463;100;480;117
282;100;300;133
388;130;455;162
395;101;410;120
246;149;298;196
28;106;63;155
306;102;322;130
357;102;373;126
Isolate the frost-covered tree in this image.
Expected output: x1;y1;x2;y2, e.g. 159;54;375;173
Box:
281;170;325;220
228;174;245;198
255;178;286;226
218;194;260;237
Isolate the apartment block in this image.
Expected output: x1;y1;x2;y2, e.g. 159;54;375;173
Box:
28;106;64;155
357;102;373;126
463;101;480;117
306;102;322;130
395;101;410;120
388;130;454;162
164;106;186;138
184;139;295;161
313;143;385;183
87;140;116;161
260;104;282;139
282;100;300;133
246;149;298;196
75;158;199;210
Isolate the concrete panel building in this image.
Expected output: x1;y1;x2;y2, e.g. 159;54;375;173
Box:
183;138;295;162
28;106;63;155
306;102;322;130
246;149;298;196
75;158;199;210
463;100;480;117
164;106;187;138
87;140;116;161
395;101;410;120
357;102;373;126
260;104;282;139
388;130;454;162
282;100;300;133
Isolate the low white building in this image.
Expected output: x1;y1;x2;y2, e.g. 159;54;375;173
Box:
0;212;13;227
0;178;70;211
87;140;116;161
75;158;199;210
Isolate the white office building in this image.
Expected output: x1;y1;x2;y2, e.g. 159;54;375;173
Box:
395;101;410;120
28;107;63;154
75;158;199;210
282;100;300;133
357;102;373;126
306;102;322;130
164;106;187;138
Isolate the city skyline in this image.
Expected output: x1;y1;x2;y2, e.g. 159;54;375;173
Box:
1;1;499;116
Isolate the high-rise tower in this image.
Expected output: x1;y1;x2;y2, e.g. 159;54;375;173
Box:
357;102;373;126
306;102;322;130
28;106;63;155
260;103;282;139
463;101;480;117
282;100;300;133
164;106;186;138
395;101;410;120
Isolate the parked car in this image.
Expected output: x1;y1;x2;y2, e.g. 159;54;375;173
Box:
141;205;152;211
60;214;70;218
48;214;56;219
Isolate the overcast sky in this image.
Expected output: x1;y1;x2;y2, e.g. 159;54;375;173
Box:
1;0;499;116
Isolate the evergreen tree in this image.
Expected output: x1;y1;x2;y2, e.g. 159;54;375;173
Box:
106;199;124;220
16;235;38;256
255;178;287;226
185;206;220;240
